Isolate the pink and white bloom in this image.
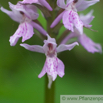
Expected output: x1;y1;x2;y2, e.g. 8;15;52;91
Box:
61;10;102;53
21;0;53;11
50;0;99;35
20;34;79;88
1;2;47;46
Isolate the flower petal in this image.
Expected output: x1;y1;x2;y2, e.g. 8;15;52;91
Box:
21;0;52;11
57;42;79;53
57;0;66;8
39;0;53;11
50;11;64;28
46;57;58;81
78;34;102;53
63;10;83;34
24;5;39;20
20;43;44;53
25;4;38;14
31;21;47;35
80;10;94;25
57;58;65;78
38;61;46;78
1;7;22;22
20;22;34;42
63;10;74;32
9;36;20;46
72;11;83;35
9;22;33;46
76;0;99;11
44;34;56;44
10;22;34;44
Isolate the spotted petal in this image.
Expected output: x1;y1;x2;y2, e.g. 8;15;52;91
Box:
38;57;58;81
63;10;83;34
9;22;34;46
22;22;34;42
57;58;65;78
63;11;74;32
46;57;58;81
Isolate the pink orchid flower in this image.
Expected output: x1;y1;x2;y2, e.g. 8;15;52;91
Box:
1;2;47;46
20;34;79;88
51;0;99;35
61;10;102;53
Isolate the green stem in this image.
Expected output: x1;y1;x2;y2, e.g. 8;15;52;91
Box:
44;1;57;103
45;75;55;103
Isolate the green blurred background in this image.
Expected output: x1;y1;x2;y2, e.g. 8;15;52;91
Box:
0;0;103;103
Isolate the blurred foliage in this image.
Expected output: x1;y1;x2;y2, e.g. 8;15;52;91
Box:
0;0;103;103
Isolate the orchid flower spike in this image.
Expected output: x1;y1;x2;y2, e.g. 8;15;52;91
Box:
51;0;99;35
20;34;79;88
61;10;102;53
1;2;47;46
21;0;53;11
